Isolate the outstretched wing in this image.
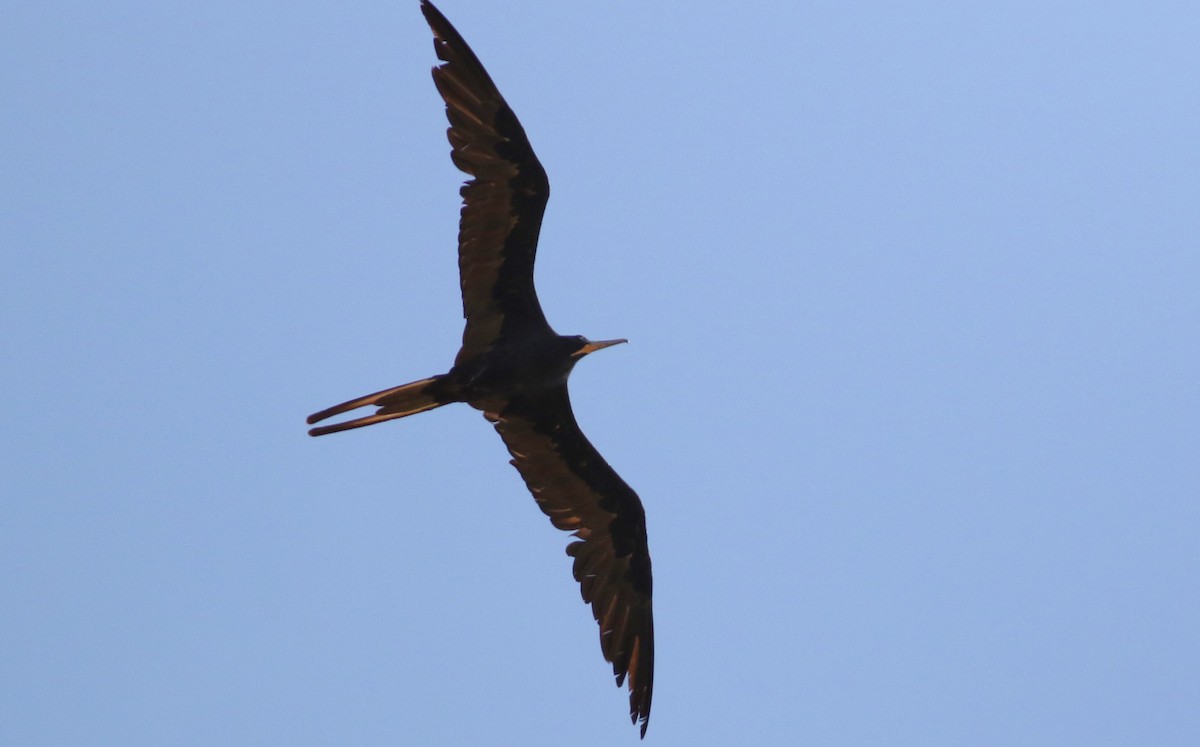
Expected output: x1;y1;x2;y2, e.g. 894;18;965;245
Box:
421;0;554;362
485;386;654;737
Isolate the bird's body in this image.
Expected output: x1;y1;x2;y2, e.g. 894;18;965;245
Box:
308;0;654;737
308;334;625;433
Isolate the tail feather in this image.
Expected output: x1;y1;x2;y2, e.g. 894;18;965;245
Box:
307;375;450;436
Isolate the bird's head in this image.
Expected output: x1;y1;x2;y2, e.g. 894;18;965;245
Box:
569;336;627;359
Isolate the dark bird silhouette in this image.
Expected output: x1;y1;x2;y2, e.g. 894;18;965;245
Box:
307;0;653;737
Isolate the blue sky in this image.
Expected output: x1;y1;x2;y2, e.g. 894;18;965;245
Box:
3;1;1198;744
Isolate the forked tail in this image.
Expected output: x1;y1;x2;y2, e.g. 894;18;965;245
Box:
307;375;451;436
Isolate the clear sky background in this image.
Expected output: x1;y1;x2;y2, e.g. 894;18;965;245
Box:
3;1;1198;744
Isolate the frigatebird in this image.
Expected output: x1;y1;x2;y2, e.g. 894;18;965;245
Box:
307;0;654;737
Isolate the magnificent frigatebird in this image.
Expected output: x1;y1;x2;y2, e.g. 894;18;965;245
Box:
307;0;653;737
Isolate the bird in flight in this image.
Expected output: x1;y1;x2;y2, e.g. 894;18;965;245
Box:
307;0;654;736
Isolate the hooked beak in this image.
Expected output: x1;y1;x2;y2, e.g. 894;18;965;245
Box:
573;338;627;357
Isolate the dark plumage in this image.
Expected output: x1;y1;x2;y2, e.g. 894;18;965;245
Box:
307;0;654;736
